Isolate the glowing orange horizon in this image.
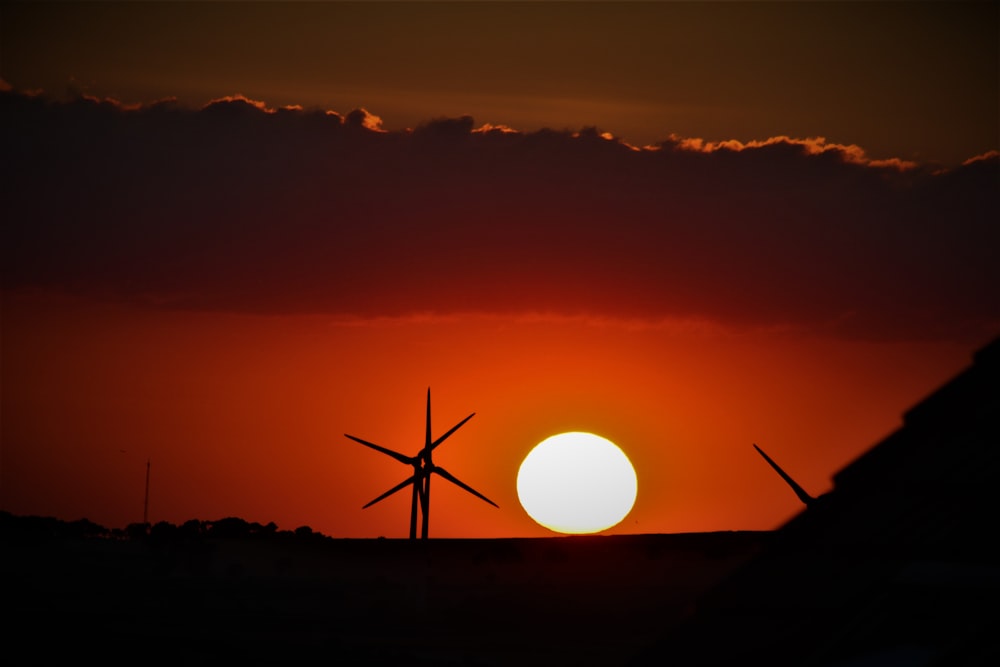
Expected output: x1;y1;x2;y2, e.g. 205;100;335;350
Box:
1;289;976;538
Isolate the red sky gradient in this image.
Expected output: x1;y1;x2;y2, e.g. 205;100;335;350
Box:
1;2;997;537
2;290;979;537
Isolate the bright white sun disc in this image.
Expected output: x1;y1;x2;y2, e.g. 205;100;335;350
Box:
517;432;637;534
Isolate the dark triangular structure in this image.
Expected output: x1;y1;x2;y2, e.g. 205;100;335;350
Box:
345;389;498;539
632;335;1000;666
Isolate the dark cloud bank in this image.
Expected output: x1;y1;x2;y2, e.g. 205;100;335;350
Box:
2;91;997;342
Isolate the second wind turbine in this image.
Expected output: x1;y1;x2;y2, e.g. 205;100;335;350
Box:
345;389;498;539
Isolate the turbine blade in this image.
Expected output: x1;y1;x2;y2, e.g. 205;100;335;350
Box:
432;466;499;508
363;475;417;509
429;413;476;452
753;444;815;506
345;434;414;465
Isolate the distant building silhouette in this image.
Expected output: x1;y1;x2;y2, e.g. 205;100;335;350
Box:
632;336;1000;666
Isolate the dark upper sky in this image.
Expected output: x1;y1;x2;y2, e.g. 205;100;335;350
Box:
3;90;997;342
2;1;996;166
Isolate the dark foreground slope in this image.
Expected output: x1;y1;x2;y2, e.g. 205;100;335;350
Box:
632;336;1000;666
3;522;763;666
10;338;995;666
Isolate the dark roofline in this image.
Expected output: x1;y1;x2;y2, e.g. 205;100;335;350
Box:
831;335;1000;491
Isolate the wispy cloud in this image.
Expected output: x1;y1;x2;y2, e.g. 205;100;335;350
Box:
666;135;920;170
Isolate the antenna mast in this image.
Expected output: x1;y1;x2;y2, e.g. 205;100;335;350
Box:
752;444;815;506
143;459;151;525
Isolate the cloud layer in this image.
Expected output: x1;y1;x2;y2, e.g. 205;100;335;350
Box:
2;90;997;341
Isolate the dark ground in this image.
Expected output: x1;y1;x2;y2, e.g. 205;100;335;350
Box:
9;341;997;665
2;523;765;665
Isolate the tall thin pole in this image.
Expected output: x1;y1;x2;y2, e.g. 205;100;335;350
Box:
143;459;151;525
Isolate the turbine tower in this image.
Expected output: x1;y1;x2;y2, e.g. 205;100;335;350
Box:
345;389;498;539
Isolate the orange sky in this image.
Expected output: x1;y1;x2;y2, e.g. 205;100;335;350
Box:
1;289;980;537
1;2;997;537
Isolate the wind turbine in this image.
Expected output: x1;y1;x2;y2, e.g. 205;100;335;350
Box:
752;443;817;506
344;389;498;539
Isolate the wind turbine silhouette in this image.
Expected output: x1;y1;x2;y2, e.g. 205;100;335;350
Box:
345;389;498;539
752;443;817;506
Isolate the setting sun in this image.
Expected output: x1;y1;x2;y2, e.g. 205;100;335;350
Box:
517;432;638;535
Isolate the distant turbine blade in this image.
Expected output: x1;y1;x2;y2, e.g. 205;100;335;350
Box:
429;413;476;452
753;444;815;506
363;475;417;509
432;466;499;508
345;434;414;465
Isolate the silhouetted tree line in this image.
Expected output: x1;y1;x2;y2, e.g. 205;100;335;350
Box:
0;510;330;545
0;511;108;541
